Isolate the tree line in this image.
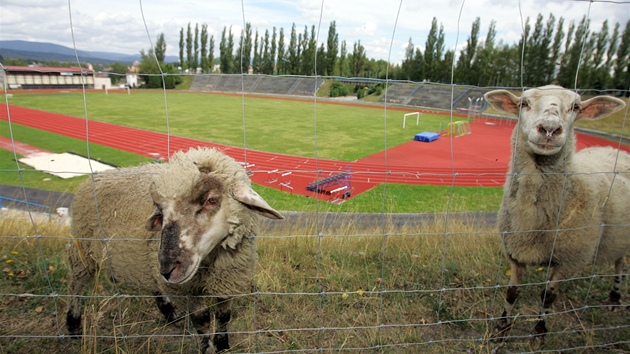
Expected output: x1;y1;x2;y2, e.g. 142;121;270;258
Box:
145;14;630;91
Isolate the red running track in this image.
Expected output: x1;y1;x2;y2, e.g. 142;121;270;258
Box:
2;104;628;199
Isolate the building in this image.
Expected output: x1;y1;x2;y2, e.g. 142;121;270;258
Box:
1;65;97;90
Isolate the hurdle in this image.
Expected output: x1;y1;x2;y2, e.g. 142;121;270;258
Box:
330;186;350;204
279;171;293;193
442;121;471;137
265;169;279;184
239;162;255;176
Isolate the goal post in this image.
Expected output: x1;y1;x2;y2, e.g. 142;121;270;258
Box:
403;112;420;128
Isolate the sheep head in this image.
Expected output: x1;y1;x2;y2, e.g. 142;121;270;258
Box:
484;85;626;156
145;148;283;285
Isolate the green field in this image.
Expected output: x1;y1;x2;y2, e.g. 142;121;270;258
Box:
0;91;503;213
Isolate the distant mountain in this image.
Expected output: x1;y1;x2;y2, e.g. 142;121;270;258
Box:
0;40;178;65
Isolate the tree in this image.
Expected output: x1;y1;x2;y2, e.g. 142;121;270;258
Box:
455;17;481;84
253;30;261;73
613;19;630;91
178;28;185;69
316;43;326;76
424;18;441;81
338;40;347;77
473;20;497;86
200;24;209;73
193;24;199;71
186;23;194;71
234;23;252;74
270;27;277;74
138;48;182;89
154;33;166;63
288;23;298;75
557;16;590;87
262;29;271;74
547;16;565;83
208;35;215;72
401;38;415;80
108;62;128;85
326;21;338;76
277;27;286;74
348;40;366;77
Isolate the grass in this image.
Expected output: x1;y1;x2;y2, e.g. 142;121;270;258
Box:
0;215;628;353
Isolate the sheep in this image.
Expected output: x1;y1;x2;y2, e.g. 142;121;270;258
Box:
484;85;629;345
66;147;284;353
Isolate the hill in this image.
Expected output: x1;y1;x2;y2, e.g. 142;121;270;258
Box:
0;40;178;65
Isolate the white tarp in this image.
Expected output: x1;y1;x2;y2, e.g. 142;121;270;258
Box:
19;152;115;179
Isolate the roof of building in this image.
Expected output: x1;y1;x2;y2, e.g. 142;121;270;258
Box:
3;65;94;75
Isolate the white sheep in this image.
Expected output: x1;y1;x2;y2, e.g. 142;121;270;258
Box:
484;85;629;345
66;147;283;353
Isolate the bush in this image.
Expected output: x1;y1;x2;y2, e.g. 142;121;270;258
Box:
330;81;349;97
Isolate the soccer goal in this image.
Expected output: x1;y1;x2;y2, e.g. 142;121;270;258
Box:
402;112;420;128
443;120;471;137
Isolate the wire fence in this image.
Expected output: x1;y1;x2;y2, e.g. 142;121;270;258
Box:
1;0;630;353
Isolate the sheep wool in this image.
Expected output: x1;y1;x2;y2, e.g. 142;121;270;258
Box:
66;147;283;354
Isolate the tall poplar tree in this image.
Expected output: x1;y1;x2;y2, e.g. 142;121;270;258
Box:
326;21;338;76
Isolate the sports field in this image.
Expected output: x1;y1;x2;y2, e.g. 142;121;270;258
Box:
1;90;628;201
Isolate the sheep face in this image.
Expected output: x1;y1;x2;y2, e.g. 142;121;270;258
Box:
144;149;284;285
147;174;231;284
484;85;626;156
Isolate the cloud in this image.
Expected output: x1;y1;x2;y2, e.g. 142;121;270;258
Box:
1;0;628;65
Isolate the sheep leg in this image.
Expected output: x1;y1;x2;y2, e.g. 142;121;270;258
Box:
155;293;177;323
530;271;562;347
608;258;625;311
65;244;95;337
493;258;525;341
189;305;212;353
213;298;232;352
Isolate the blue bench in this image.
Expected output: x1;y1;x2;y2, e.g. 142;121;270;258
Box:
414;132;440;142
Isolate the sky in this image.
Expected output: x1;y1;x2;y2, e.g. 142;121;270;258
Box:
1;0;629;65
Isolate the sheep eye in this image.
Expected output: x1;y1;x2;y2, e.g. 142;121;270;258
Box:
203;196;220;208
519;101;529;110
570;103;581;112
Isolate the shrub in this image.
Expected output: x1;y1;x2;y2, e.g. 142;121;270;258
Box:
330;81;349;97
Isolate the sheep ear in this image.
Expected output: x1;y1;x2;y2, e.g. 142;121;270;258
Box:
145;207;163;231
484;90;520;115
233;184;284;220
577;96;626;121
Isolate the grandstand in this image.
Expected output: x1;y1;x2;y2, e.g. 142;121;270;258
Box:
188;74;220;92
381;82;421;105
212;75;259;92
188;75;493;110
189;74;323;97
406;84;469;110
252;76;298;95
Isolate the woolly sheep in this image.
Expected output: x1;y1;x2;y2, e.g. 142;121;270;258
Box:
66;147;283;353
484;85;629;345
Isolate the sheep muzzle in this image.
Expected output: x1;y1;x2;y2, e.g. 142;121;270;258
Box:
158;222;183;281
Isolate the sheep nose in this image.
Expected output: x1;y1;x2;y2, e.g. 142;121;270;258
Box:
537;124;562;138
161;262;180;280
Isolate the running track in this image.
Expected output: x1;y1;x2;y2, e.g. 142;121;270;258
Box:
2;103;628;199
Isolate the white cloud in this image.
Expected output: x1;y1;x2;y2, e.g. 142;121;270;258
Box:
0;0;628;65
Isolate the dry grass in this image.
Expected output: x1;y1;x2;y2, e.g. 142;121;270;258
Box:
0;212;628;353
